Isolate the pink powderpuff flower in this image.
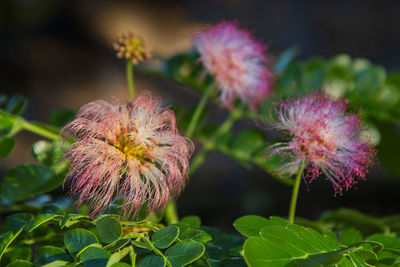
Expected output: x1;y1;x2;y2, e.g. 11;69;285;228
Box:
193;21;273;109
62;93;193;217
269;92;376;194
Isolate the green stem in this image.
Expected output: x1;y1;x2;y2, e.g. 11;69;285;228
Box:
18;118;59;141
188;107;244;176
129;246;136;267
163;85;214;222
166;96;242;223
141;236;172;267
185;85;214;138
126;61;135;98
215;106;243;136
188;145;211;176
164;199;179;225
289;161;305;224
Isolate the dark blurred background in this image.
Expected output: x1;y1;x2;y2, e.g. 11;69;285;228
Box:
1;0;400;232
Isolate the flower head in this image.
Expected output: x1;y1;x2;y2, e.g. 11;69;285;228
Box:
62;93;193;217
113;32;151;64
193;21;273;109
269;92;375;194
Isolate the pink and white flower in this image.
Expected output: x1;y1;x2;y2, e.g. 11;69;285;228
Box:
193;21;273;109
62;93;193;217
269;92;375;194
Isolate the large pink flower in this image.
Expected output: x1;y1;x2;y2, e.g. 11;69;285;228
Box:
193;21;273;109
269;92;375;194
62;93;193;217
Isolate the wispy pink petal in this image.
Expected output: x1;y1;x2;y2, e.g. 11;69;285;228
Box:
62;93;194;217
193;21;273;109
269;92;376;194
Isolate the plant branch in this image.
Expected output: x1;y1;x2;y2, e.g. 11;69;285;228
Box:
18;119;60;141
289;160;305;224
164;200;179;225
185;85;214;138
0;112;60;141
127;61;135;98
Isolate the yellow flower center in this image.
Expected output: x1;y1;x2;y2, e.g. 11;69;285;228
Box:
115;133;153;163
